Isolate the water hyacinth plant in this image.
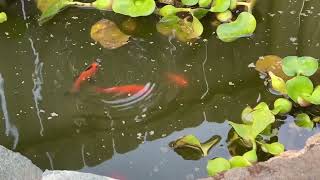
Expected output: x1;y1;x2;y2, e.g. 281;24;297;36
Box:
206;100;289;176
36;0;257;43
268;56;320;107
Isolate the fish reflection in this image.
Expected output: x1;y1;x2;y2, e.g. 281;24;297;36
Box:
95;85;145;96
165;72;188;87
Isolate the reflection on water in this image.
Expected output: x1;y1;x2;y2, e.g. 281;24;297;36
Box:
0;74;19;149
0;0;320;179
29;38;45;136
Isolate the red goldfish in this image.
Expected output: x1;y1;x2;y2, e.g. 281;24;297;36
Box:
95;85;145;95
71;61;100;93
166;72;188;87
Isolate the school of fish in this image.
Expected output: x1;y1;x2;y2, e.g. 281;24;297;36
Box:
71;59;189;95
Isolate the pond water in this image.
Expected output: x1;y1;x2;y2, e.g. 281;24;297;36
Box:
0;0;320;179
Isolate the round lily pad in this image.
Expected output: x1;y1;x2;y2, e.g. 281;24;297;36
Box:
282;56;319;77
112;0;156;17
286;76;313;103
217;12;256;42
261;142;284;156
207;158;230;176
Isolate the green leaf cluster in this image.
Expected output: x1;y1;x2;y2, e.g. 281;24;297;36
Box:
207;149;257;176
207;101;285;176
268;56;320;107
37;0;257;42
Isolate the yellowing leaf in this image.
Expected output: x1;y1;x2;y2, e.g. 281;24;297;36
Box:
269;71;287;95
90;19;130;49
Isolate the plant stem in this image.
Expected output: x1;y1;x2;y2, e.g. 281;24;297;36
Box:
236;0;256;13
67;1;94;9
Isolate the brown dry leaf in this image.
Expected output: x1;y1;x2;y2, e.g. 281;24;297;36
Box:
90;19;130;49
255;55;289;80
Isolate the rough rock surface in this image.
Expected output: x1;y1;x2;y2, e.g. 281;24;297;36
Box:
200;133;320;180
42;170;117;180
0;145;43;180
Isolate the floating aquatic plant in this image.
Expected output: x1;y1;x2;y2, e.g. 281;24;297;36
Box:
170;134;221;160
37;0;257;42
206;101;287;176
0;12;7;23
216;12;256;42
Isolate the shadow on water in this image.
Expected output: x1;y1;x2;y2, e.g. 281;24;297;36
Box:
0;0;320;179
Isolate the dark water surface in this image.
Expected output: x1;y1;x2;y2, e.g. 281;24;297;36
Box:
0;0;320;179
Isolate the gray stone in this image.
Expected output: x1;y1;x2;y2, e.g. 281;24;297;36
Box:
42;170;118;180
0;145;43;180
200;133;320;180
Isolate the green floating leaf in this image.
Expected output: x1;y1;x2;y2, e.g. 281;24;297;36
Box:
92;0;112;10
210;0;230;12
217;12;256;42
286;76;313;103
199;0;212;7
182;0;199;6
295;113;314;130
38;0;73;24
282;56;319;77
261;142;284;156
229;0;237;10
269;72;287;95
251;108;275;138
231;103;275;142
173;135;202;149
201;135;222;156
254;102;270;111
229;122;253;142
216;10;232;23
156;15;203;42
229;156;252;168
192;8;209;19
207;158;231;176
112;0;156;17
272;98;292;115
0;12;7;23
243;149;257;163
303;85;320;105
159;5;182;17
170;134;221;159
